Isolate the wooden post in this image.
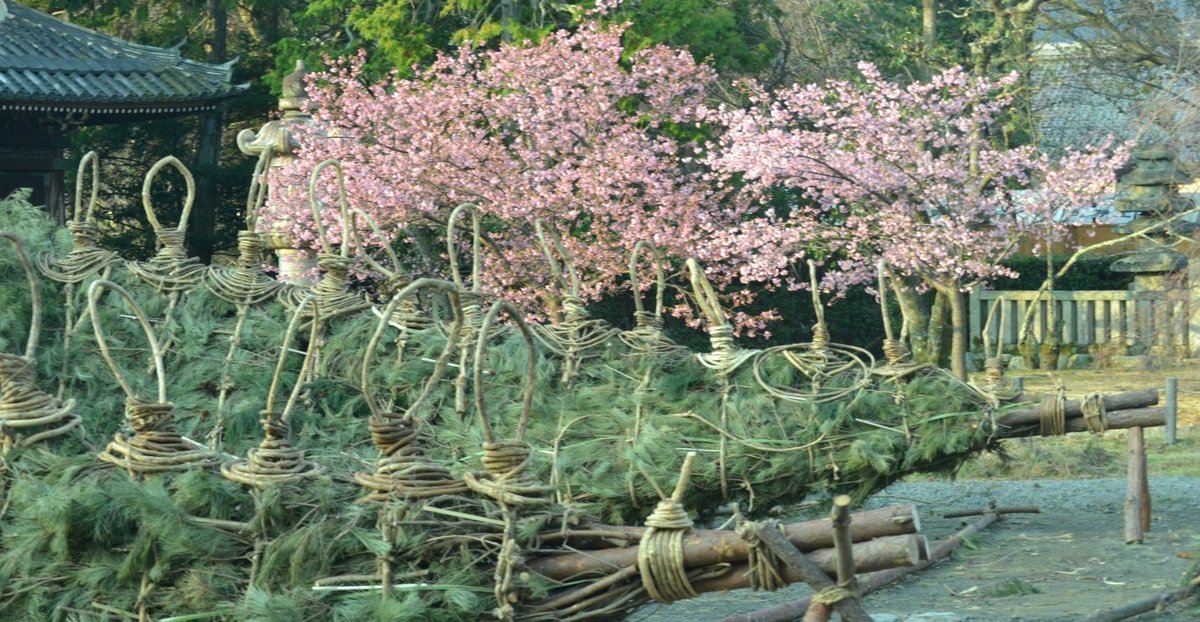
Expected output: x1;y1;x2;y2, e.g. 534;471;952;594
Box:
1012;376;1024;394
1124;426;1149;544
752;522;874;622
830;495;857;592
1165;377;1178;445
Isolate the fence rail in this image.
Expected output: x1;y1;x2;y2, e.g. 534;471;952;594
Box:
968;287;1187;351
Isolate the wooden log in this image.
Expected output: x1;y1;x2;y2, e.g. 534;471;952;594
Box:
942;506;1038;519
996;406;1166;438
537;503;919;551
527;505;920;580
531;533;924;584
1124;426;1148;544
719;511;1000;622
1080;574;1200;622
996;388;1158;427
749;521;874;622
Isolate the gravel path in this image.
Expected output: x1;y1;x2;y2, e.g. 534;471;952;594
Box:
633;477;1200;622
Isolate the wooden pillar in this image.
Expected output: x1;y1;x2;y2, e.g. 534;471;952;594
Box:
1124;426;1150;544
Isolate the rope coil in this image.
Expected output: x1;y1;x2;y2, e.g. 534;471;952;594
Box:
637;452;698;603
1039;388;1067;437
221;294;323;488
618;243;690;363
88;279;217;475
355;279;470;501
124;157;205;292
35;152;120;284
0;233;80;452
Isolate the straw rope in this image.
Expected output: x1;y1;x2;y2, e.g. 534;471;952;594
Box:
35;152;119;284
735;519;788;592
687;259;757;376
1039;387;1067;437
637;452;698;603
444;204;502;421
0;233;80;452
530;221;618;385
871;261;930;380
87;279;218;475
351;208;433;335
619;242;690;363
124;157;205;293
461;300;552;622
1080;392;1108;435
355;279;469;501
221;294;323;488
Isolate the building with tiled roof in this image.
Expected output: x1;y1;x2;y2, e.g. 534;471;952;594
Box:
0;0;246;219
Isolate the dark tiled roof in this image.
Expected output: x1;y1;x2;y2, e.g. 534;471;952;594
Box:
0;0;247;113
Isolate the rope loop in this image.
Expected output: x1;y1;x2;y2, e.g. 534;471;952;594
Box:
1039;388;1067;436
735;519;787;592
36;156;119;282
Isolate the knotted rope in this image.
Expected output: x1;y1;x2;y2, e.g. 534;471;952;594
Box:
36;152;119;284
280;160;369;320
221;294;323;489
531;220;618;385
1080;393;1108;434
124;157;205;293
0;233;80;452
735;518;788;592
204;150;288;305
89;279;218;475
351;208;433;337
619;242;690;363
461;300;552;621
637;452;699;603
1039;386;1067;437
355;279;469;501
977;295;1020;403
687;259;757;376
871;261;929;381
752;261;872;405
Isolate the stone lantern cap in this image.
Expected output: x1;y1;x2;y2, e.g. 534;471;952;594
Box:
1119;147;1192;187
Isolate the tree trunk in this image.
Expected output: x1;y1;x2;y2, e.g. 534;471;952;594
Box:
889;276;933;363
927;289;949;367
943;284;969;381
922;0;937;54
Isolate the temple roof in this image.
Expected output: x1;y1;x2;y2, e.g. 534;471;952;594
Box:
0;0;247;116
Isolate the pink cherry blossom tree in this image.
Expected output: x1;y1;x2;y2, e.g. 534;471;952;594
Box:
262;20;765;324
707;63;1130;379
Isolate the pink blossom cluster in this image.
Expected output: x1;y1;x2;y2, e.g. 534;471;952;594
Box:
263;21;757;318
706;62;1131;294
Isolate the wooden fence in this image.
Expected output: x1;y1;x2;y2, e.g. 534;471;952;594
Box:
968;287;1188;351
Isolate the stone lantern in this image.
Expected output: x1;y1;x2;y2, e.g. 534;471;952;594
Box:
236;60;316;283
1109;147;1197;357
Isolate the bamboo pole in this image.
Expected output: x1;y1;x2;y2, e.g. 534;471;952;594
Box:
1165;377;1177;444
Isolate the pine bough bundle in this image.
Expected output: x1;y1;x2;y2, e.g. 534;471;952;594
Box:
0;169;1164;621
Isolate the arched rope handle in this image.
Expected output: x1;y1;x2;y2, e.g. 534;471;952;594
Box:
446;203;482;293
141;156;195;235
534;219;582;295
630;241;667;319
73;151;100;224
349;207;404;280
474;300;538;443
0;233;41;359
806;260;829;350
361;279;465;420
244;149;272;231
87;279;167;403
264;293;321;421
308;159;352;257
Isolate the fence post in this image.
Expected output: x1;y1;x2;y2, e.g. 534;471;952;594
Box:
1165;377;1178;445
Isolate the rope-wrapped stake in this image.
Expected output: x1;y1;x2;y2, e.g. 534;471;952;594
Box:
203;151;289;304
88;279;218;475
220;293;323;489
35;151;119;284
638;452;700;603
354;279;470;501
0;233;80;452
619;242;690;363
